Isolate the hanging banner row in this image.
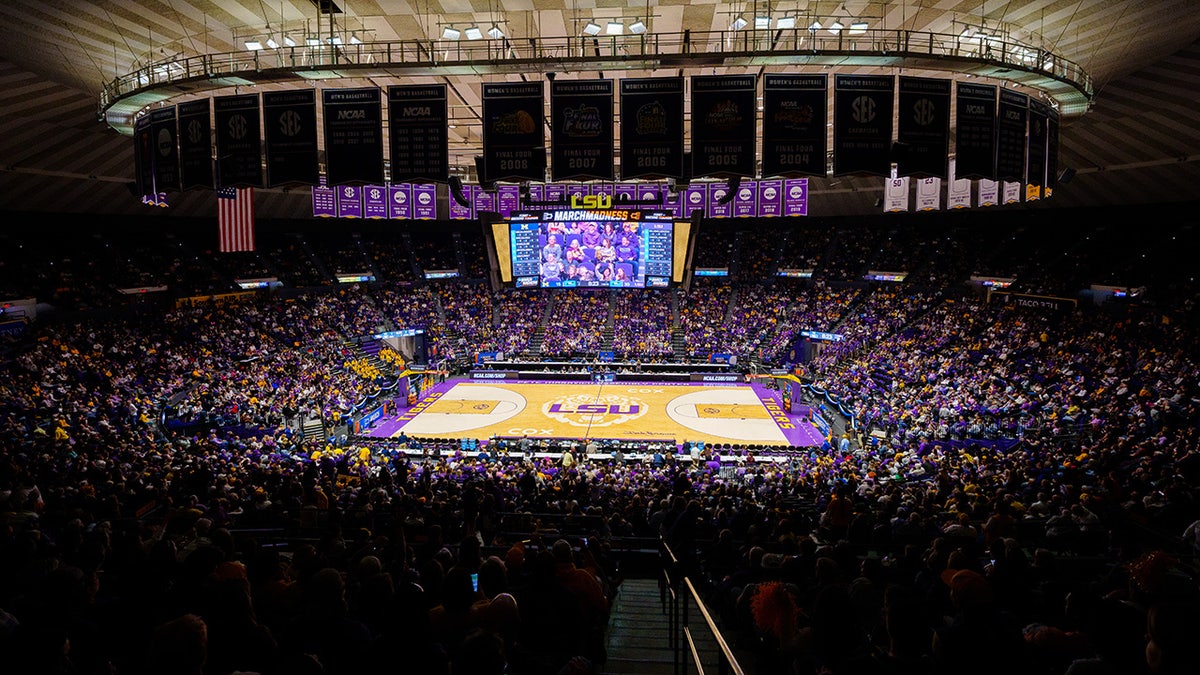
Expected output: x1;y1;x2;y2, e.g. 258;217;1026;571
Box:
136;75;1059;200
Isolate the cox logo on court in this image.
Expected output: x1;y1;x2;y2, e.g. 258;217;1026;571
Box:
543;394;647;428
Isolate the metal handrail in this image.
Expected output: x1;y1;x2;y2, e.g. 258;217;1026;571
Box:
661;538;745;675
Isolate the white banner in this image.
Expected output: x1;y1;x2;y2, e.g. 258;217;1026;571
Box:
947;158;972;209
1003;181;1022;204
978;179;999;207
885;176;910;213
917;177;942;211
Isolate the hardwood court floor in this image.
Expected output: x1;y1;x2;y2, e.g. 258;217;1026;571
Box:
373;381;813;445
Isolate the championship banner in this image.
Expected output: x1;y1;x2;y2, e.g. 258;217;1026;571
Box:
524;183;544;206
388;183;412;219
566;183;588;204
733;180;757;217
497;184;521;216
323;87;384;186
916;176;941;211
1003;181;1022;205
619;77;685;180
833;74;895;177
336;184;363;218
614;183;636;206
896;76;950;178
134;114;155;198
947;158;972;209
413;183;437;219
682;185;707;216
262;90;318;188
550;79;614;181
955;83;997;180
472;184;496;215
214;93;263;188
177;99;214;190
388;84;449;183
1025;98;1050;200
637;184;664;207
362;184;388;218
1045;107;1060;198
783;178;809;216
149;106;181;192
545;183;568;205
978;178;1000;207
313;176;337;217
884;176;910;212
690;74;757;179
708;183;733;218
481;81;546;183
758;179;784;217
762;74;827;177
448;188;472;219
996;89;1029;182
592;183;615;201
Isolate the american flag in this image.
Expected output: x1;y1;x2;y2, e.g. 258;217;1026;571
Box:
217;186;255;253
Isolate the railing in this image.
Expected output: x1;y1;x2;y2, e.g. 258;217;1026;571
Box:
661;539;745;675
100;27;1091;132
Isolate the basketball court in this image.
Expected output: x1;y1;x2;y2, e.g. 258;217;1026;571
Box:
364;379;825;447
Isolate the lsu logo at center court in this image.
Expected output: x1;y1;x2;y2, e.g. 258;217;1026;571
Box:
543;394;647;428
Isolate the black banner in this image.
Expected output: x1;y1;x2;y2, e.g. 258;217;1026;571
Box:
895;76;950;178
388;85;449;183
481;82;545;183
690;74;757;179
955;83;997;180
1026;98;1050;194
1046;106;1060;197
178;99;213;190
323;87;384;186
214;93;263;188
149;106;180;192
832;74;894;177
761;74;827;178
996;89;1028;183
263;90;318;187
134;114;154;197
619;77;685;180
550;79;614;181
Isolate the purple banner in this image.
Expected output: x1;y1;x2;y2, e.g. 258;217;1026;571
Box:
615;183;638;206
472;185;495;214
592;183;615;200
449;187;472;219
566;183;588;204
363;184;388;219
733;180;757;217
664;190;684;217
525;183;543;208
413;183;437;219
497;184;520;217
758;179;783;217
683;185;707;217
388;183;413;219
637;184;663;206
708;183;733;218
784;178;809;216
313;177;337;217
544;183;566;205
337;185;363;218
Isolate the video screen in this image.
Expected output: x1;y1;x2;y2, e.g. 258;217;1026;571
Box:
508;208;674;289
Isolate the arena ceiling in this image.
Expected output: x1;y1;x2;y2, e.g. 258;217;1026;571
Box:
1;1;1199;222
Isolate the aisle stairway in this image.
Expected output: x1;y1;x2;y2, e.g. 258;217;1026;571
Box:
602;577;675;675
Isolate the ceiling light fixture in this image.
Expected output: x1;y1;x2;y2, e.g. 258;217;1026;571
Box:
350;32;362;44
809;20;823;32
266;37;279;49
629;20;647;35
442;26;461;40
306;35;321;46
606;20;624;35
755;16;771;30
850;21;868;34
244;40;263;51
283;34;296;47
828;19;844;34
487;24;504;39
465;26;483;40
731;15;749;31
583;22;602;36
327;35;343;45
777;16;796;29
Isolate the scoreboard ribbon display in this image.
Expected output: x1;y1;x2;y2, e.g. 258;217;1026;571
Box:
833;74;895;177
761;74;827;178
896;76;951;179
690;74;757;179
323;87;384;186
262;90;318;188
214;93;263;188
619;77;685;180
388;84;449;183
550;79;614;181
482;82;546;183
178;99;213;190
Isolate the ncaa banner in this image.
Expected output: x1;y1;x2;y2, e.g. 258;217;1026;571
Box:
884;176;910;212
614;183;637;206
592;183;615;202
262;90;318;188
214;93;263;188
448;187;472;219
323;88;384;186
783;178;809;216
134;114;155;198
497;184;521;217
149;106;181;192
362;184;388;219
978;178;1000;207
708;183;733;218
996;89;1028;183
1003;181;1021;205
916;177;941;211
177;99;214;190
733;180;757;217
482;82;545;183
682;184;707;216
896;77;950;179
413;183;437;219
947;159;972;209
566;183;588;205
637;183;664;206
545;183;568;205
955;83;997;180
312;176;336;217
690;74;757;179
388;85;449;183
336;184;363;218
833;75;895;177
762;74;827;177
550;79;614;181
1025;98;1050;200
472;184;496;215
758;179;784;217
388;183;412;219
619;77;685;180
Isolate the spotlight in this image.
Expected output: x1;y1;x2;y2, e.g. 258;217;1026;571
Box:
442;26;461;40
777;16;796;29
244;40;263;51
731;16;749;31
327;35;343;45
306;35;321;46
350;32;362;44
606;21;624;35
754;16;771;30
465;26;483;40
809;21;823;32
583;22;602;36
266;37;279;49
283;34;296;47
487;24;504;39
828;20;844;34
629;20;647;35
850;21;868;34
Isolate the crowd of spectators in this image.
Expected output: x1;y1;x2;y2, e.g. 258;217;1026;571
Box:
540;291;610;357
611;290;674;359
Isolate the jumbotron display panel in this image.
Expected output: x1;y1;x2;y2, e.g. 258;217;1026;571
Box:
508;208;675;289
